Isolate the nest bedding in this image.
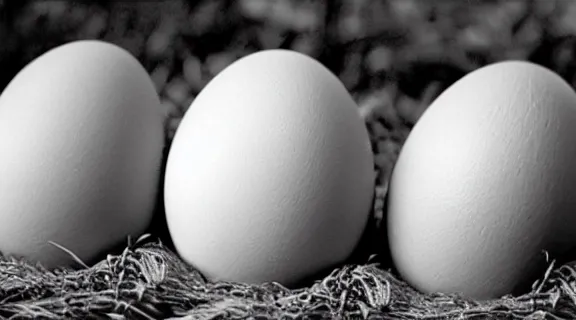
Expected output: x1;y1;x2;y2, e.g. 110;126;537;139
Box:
2;0;576;319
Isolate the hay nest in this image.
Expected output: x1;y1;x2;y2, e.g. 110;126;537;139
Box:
3;1;576;319
1;237;576;319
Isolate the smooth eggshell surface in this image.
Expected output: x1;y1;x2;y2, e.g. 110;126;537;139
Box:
387;61;576;300
0;40;165;269
164;49;375;286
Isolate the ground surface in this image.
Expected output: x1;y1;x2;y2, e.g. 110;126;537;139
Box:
2;0;576;319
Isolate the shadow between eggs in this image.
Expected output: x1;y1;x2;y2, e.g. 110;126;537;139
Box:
140;139;176;252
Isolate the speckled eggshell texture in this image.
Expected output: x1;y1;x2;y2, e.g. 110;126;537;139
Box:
0;40;165;269
387;61;576;300
164;49;375;287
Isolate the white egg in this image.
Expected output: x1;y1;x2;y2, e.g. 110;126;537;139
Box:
0;40;165;268
164;49;375;286
387;61;576;299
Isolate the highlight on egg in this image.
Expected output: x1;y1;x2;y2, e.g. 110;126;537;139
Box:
164;49;375;287
387;60;576;300
0;40;165;269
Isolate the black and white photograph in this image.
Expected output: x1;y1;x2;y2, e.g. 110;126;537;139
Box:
1;1;576;319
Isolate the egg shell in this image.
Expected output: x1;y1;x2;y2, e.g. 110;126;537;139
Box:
387;60;576;300
164;49;375;286
0;40;165;269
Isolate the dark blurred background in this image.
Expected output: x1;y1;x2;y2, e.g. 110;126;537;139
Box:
2;0;576;128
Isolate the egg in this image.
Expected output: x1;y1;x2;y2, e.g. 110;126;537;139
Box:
0;40;165;269
164;49;375;286
387;60;576;300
